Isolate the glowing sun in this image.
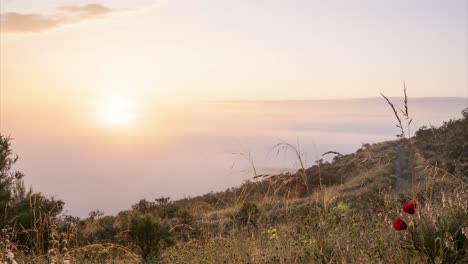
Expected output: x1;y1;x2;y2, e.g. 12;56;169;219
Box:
97;95;136;127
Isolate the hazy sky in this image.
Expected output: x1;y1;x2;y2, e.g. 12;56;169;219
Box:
0;1;467;216
1;0;467;106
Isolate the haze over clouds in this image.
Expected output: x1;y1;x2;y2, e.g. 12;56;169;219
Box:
4;98;467;216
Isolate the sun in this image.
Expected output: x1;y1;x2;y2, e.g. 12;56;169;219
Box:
97;95;136;128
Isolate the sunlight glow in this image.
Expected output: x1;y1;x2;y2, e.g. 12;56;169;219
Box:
97;95;136;128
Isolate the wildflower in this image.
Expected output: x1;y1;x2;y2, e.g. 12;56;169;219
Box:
393;217;407;231
6;250;18;264
462;227;468;239
444;232;455;251
402;201;416;214
377;209;383;214
265;228;278;239
338;202;350;212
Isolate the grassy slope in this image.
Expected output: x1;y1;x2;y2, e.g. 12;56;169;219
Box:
8;110;467;263
158;110;467;263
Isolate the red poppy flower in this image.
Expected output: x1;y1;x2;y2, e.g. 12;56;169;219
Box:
402;202;416;214
393;217;407;231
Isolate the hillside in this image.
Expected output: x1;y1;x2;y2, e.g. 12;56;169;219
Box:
1;108;467;263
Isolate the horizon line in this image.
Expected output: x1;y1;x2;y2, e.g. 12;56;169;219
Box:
201;96;468;103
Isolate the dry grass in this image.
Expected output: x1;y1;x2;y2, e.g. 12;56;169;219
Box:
160;164;467;263
3;95;467;263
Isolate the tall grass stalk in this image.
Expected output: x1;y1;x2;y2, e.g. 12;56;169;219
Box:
381;83;417;199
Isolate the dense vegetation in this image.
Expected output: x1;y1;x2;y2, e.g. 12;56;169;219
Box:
1;107;467;263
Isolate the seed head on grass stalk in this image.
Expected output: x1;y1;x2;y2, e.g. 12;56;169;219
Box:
380;93;405;138
381;84;417;199
231;149;263;206
272;141;310;195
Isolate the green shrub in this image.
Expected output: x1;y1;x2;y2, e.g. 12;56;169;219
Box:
234;202;259;226
129;214;174;260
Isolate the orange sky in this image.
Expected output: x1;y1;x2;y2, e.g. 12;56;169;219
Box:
1;0;467;109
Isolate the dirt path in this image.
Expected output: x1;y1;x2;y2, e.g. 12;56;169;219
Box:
393;143;406;193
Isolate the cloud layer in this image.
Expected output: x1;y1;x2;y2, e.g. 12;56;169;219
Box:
0;4;117;34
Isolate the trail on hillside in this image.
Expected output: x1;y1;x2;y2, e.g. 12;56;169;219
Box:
392;143;406;193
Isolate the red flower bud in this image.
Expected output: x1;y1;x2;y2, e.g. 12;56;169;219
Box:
402;202;416;214
393;217;407;231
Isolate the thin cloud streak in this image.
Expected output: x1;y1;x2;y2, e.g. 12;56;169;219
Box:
0;4;117;34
